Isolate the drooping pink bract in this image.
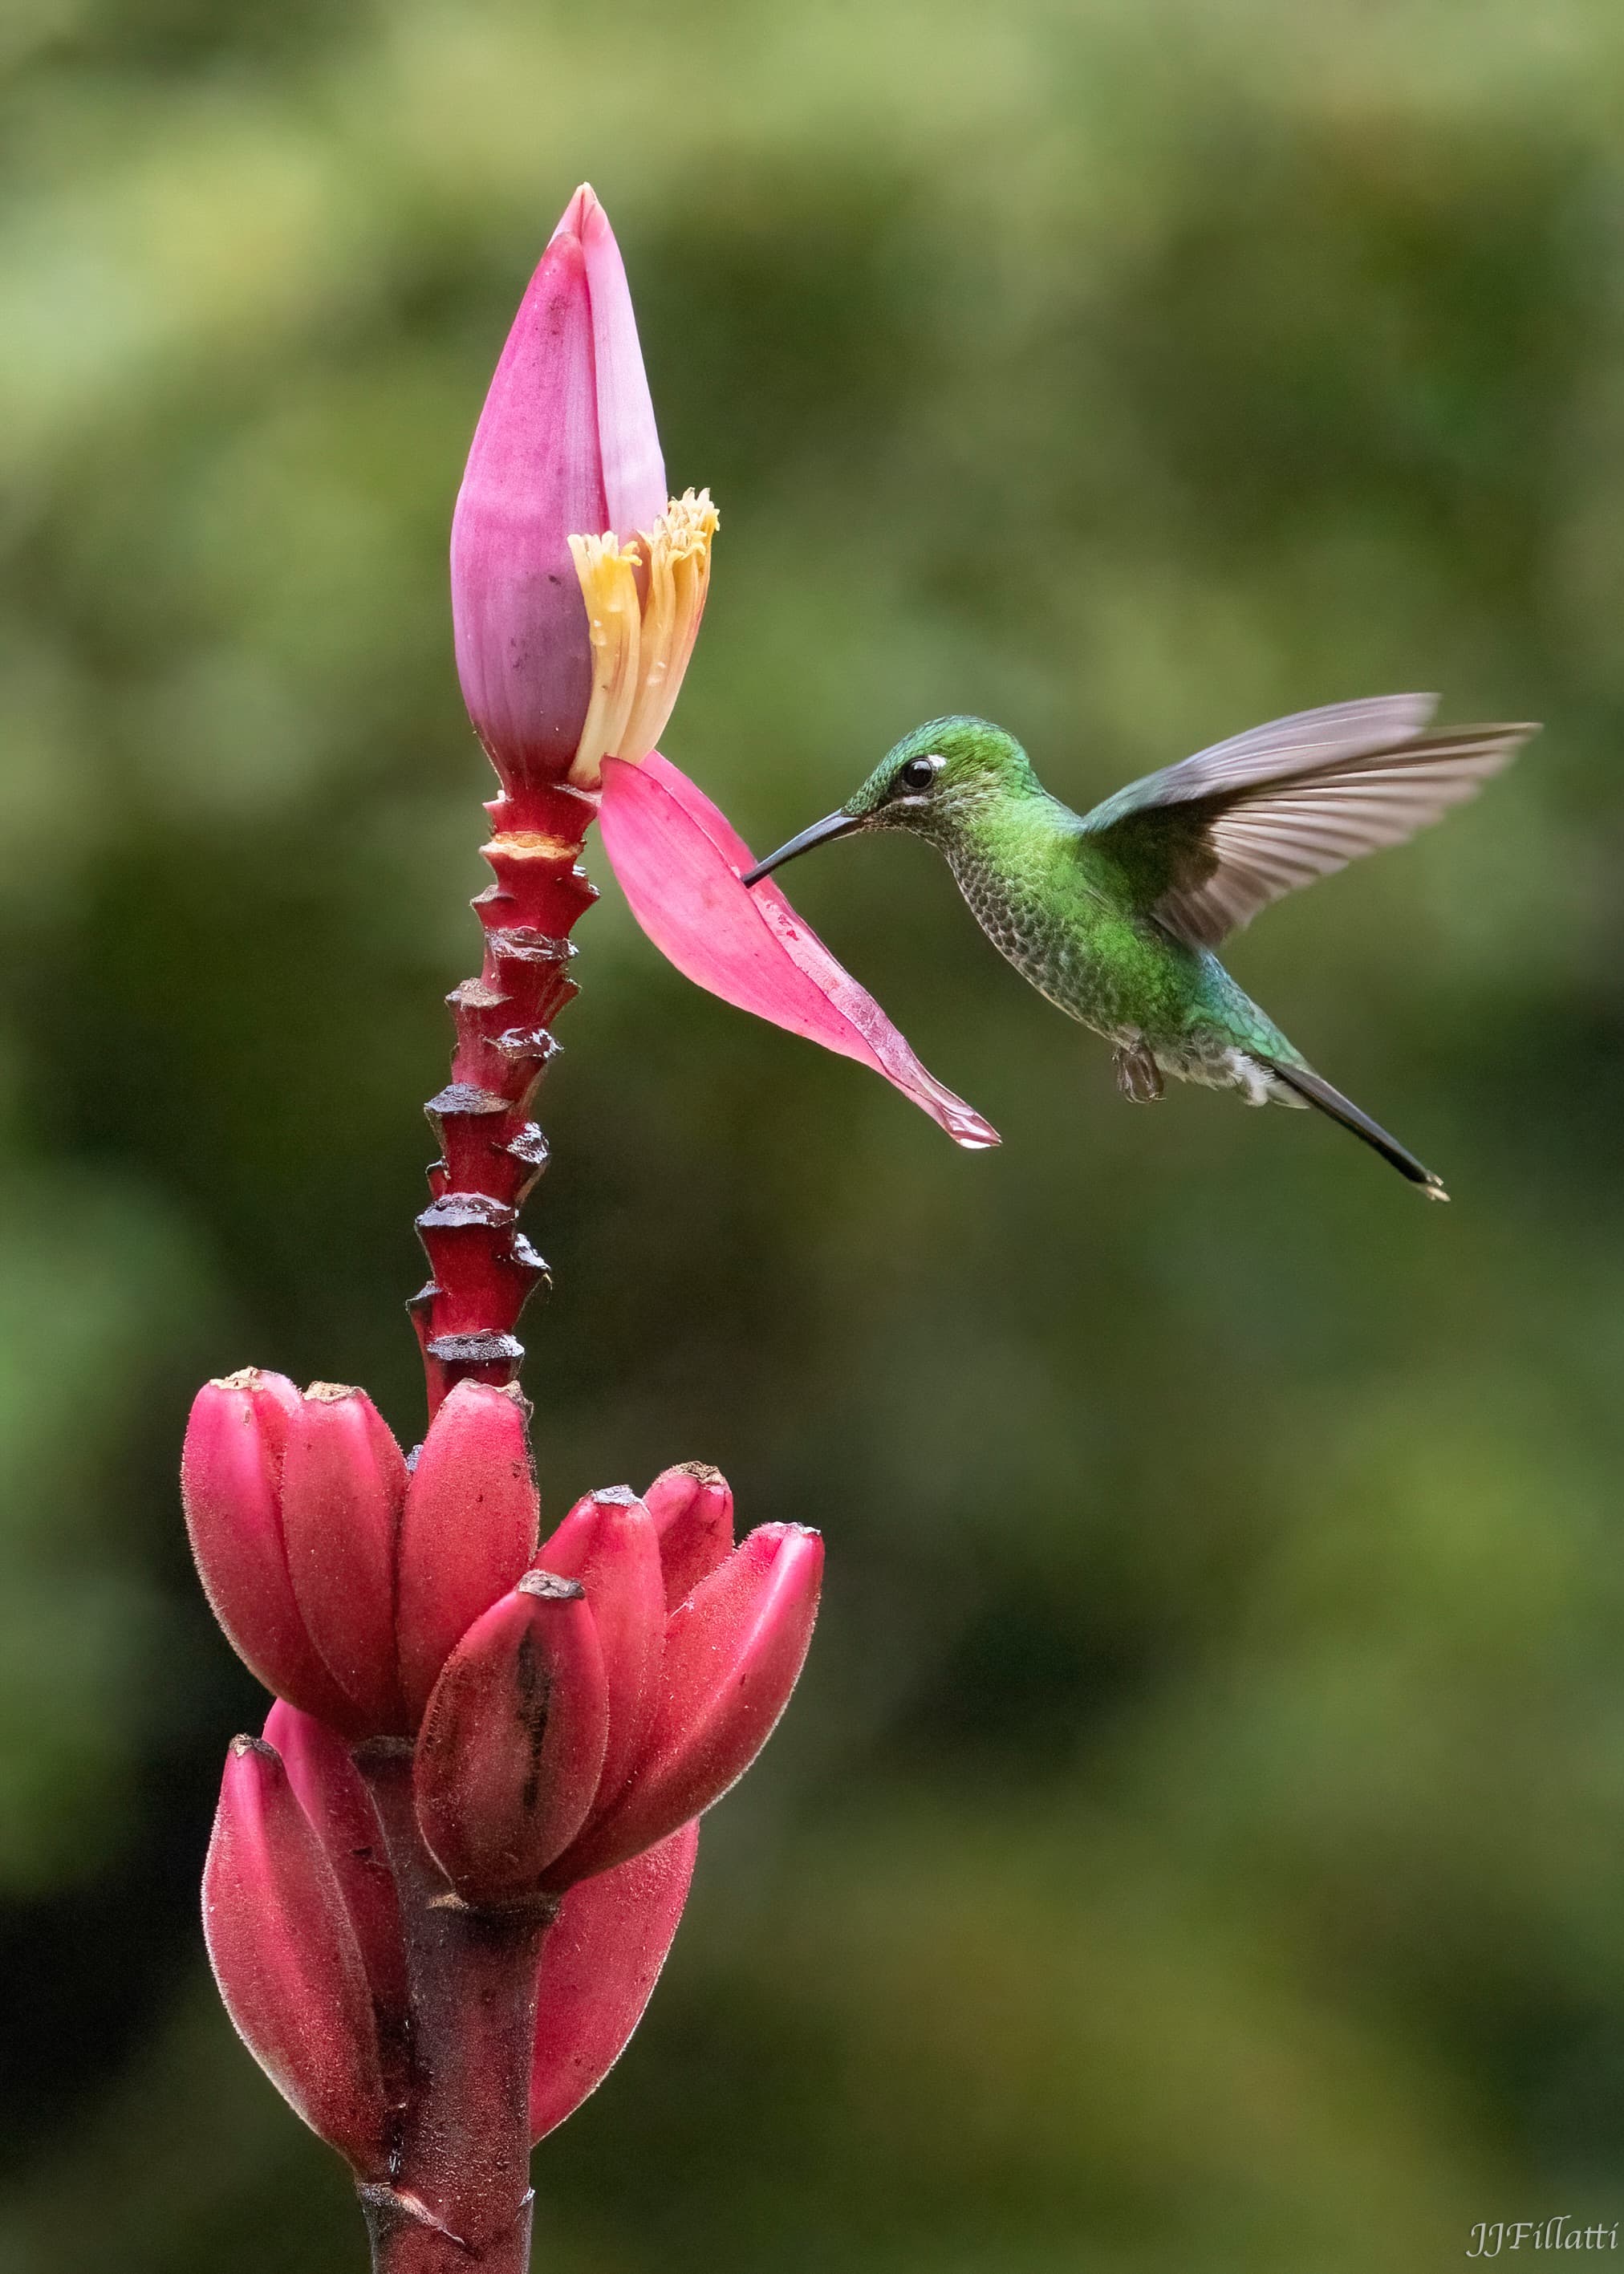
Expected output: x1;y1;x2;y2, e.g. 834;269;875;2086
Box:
598;753;1000;1150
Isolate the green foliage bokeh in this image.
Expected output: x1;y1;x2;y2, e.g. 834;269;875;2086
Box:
3;1;1623;2266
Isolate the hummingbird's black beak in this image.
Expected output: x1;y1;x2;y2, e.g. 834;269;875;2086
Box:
741;810;863;887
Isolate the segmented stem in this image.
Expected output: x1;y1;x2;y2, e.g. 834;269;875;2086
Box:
412;776;599;1415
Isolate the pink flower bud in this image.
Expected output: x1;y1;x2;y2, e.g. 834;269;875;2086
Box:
451;185;666;787
279;1386;408;1737
396;1381;541;1725
263;1702;408;2032
538;1487;665;1808
530;1821;698;2143
202;1736;388;2175
598;753;999;1148
546;1524;823;1887
181;1371;358;1731
643;1461;735;1610
414;1573;610;1904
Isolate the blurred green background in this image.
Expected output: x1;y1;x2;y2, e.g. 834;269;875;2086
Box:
2;0;1622;2266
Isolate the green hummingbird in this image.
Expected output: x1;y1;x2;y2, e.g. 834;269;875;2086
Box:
742;696;1537;1196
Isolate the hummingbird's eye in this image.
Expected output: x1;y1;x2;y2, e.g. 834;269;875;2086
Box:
898;755;940;793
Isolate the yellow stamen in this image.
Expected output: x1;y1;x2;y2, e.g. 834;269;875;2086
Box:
566;489;718;789
566;533;644;789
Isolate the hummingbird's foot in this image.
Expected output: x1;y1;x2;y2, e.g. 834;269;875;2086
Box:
1114;1037;1163;1104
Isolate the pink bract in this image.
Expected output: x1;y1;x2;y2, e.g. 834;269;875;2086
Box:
450;185;667;785
597;753;1000;1150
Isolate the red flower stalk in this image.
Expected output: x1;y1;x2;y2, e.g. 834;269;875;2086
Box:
420;186;721;1417
185;185;834;2274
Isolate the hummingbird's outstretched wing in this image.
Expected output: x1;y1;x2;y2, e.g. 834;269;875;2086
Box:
1079;695;1537;950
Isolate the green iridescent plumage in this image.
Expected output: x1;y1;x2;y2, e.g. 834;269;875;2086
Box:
745;697;1539;1196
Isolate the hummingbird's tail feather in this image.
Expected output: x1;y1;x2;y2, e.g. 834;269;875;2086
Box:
1261;1058;1449;1200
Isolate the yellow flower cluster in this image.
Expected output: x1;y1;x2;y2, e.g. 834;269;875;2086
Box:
567;489;719;790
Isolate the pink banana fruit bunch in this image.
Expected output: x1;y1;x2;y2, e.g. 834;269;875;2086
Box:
185;1368;822;2171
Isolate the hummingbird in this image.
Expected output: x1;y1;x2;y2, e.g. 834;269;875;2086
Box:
742;696;1537;1196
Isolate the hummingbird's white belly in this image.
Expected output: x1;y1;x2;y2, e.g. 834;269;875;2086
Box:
1159;1042;1304;1107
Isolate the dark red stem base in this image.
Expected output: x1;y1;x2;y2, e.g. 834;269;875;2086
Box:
412;773;600;1417
358;1747;554;2274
